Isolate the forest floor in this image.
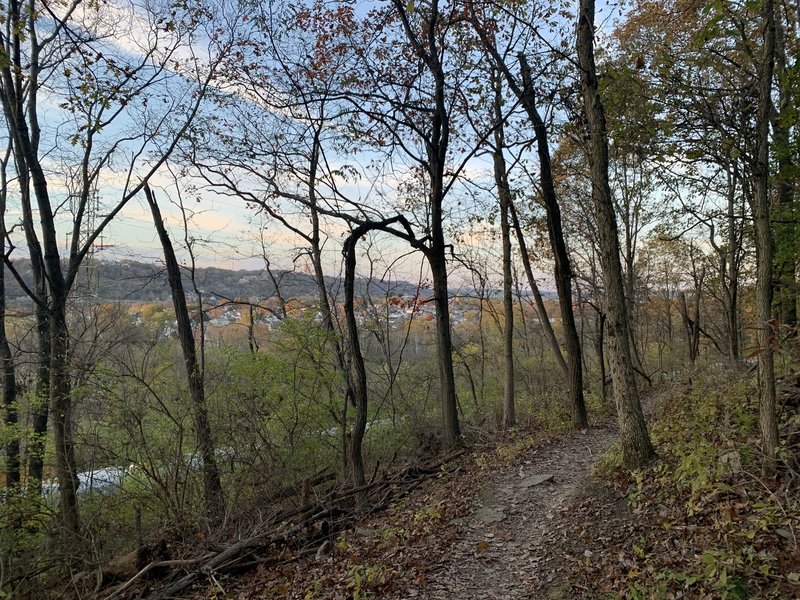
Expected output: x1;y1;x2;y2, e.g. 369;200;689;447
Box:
207;411;627;600
168;372;800;600
408;424;617;600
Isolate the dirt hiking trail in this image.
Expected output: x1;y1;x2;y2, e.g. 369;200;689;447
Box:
185;419;627;600
415;424;616;599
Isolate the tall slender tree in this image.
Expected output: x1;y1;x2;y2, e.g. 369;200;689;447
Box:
577;0;655;467
145;185;224;521
468;7;588;428
491;75;516;429
0;144;18;489
0;0;234;536
752;0;779;470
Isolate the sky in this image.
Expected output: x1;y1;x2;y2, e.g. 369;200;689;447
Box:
14;0;628;290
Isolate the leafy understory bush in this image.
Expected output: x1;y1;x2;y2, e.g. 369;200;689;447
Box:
594;371;799;598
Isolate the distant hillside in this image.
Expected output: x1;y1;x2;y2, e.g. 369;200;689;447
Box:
4;260;429;303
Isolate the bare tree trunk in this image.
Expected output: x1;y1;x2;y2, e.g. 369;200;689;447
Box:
577;0;654;467
0;295;17;490
678;292;699;364
499;186;516;430
692;287;702;362
772;9;797;329
620;194;647;377
726;165;741;362
516;54;587;428
49;305;80;537
428;41;461;449
342;217;405;491
8;150;50;493
146;185;224;521
492;77;515;429
21;167;51;490
306;129;357;474
688;259;705;364
752;0;779;471
388;0;461;448
430;249;461;447
0;148;19;488
468;9;570;386
595;310;608;405
509;201;567;375
27;311;49;490
1;0;217;541
576;284;589;373
343;234;368;491
34;149;81;542
426;38;460;447
468;14;580;421
0;6;79;531
247;304;259;354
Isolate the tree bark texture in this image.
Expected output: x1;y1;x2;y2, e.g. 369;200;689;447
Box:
0;0;79;532
306;130;357;476
50;306;80;537
577;0;655;467
342;216;408;491
3;95;50;494
430;249;461;447
595;311;608;404
678;292;699;364
343;232;369;490
751;0;779;470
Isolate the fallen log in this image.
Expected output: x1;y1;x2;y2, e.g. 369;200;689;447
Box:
114;448;468;599
104;556;214;600
148;535;270;600
265;467;336;504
